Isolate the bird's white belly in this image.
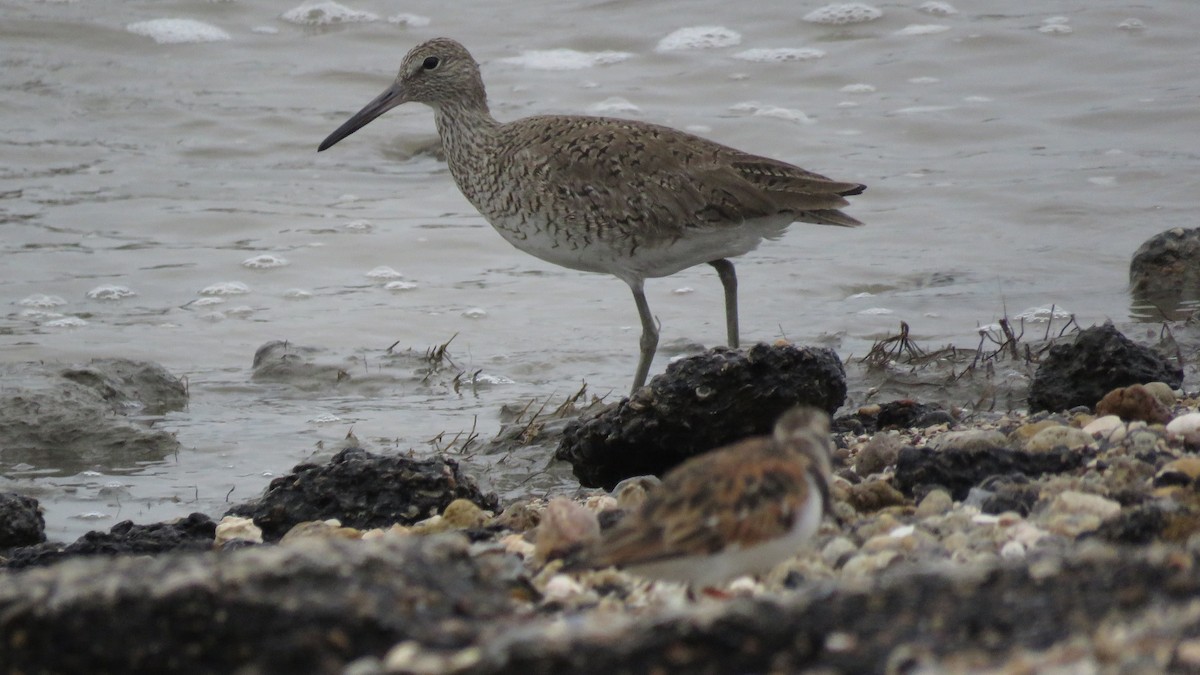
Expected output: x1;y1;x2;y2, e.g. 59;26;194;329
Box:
484;213;794;285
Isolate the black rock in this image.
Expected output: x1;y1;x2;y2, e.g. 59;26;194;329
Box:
978;479;1042;516
1091;503;1169;545
556;343;847;489
837;400;952;434
3;513;216;569
0;534;529;674
226;448;499;541
0;493;45;548
1027;324;1183;413
893;445;1086;501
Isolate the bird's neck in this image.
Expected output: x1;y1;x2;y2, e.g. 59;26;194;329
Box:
433;99;499;165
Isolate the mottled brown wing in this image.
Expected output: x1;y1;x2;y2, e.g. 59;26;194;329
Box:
584;438;812;569
499;115;862;241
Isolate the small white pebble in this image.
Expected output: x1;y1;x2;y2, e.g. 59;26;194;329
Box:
1167;413;1200;444
542;574;587;602
1000;540;1026;560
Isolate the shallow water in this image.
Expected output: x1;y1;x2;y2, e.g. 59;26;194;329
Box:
1;0;1195;541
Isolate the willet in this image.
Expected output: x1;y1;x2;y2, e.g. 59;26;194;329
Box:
319;38;864;396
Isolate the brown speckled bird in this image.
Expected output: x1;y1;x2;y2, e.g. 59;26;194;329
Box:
318;38;865;396
565;407;836;587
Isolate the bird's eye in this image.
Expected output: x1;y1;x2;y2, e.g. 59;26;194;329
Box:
422;56;440;70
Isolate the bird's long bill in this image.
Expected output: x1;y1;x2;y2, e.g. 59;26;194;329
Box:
317;82;406;152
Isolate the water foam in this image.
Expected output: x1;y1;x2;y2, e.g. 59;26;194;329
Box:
656;26;742;52
199;281;251;296
126;19;231;44
18;294;67;308
918;2;958;16
589;97;640;114
366;266;403;280
280;2;377;26
86;284;137;301
242;254;289;269
803;4;883;25
499;49;633;71
387;13;430;27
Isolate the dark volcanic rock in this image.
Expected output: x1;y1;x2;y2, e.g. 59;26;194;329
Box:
0;493;45;548
556;343;847;489
3;513;216;569
1027;324;1183;413
977;478;1042;516
836;400;953;434
893;445;1086;501
226;448;499;541
448;547;1200;674
0;534;529;674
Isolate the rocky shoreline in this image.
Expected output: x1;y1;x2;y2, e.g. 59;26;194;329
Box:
2;315;1200;672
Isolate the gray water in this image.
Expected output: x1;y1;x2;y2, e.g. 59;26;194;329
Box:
1;0;1195;541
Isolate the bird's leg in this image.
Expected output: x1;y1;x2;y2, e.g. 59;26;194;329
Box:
629;281;659;396
708;259;739;348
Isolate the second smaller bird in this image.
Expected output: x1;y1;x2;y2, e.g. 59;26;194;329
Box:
565;406;837;588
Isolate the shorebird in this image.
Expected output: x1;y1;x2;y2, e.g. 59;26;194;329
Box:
564;407;836;587
318;38;864;396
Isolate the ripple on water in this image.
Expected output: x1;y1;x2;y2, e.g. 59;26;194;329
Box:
802;3;883;25
384;281;418;292
656;26;742;52
280;1;378;26
44;316;88;328
126;19;231;44
895;24;951;36
732;48;826;63
498;49;633;71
